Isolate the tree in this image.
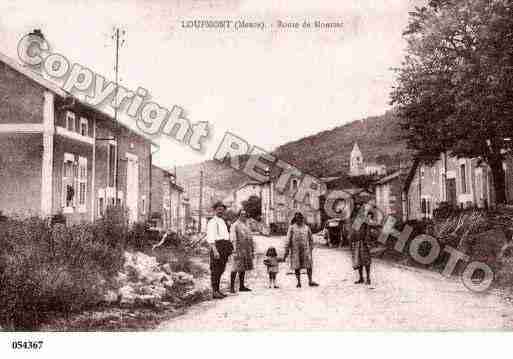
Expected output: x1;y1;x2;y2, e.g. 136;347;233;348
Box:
391;0;513;203
242;195;262;220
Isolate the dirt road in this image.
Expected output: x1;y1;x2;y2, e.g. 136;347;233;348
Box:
158;235;513;330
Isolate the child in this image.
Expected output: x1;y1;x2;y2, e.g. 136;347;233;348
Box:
263;247;281;288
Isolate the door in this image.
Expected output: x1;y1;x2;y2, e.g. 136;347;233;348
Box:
446;178;457;206
126;154;139;223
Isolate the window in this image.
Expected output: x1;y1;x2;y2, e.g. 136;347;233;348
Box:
116;191;123;206
461;164;467;193
308;194;315;208
78;157;87;212
99;198;104;217
292;179;298;191
79;117;88;137
163;195;171;210
108;143;116;187
62;153;77;211
421;198;427;214
66;111;75;132
142;195;146;215
97;189;105;217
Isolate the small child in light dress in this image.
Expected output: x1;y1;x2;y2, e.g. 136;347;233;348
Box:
263;246;281;289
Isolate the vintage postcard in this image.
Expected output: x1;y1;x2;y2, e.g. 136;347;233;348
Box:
1;0;513;355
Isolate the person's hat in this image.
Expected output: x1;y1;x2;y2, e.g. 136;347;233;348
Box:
212;201;226;210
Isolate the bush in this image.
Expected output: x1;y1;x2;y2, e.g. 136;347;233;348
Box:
433;210;491;248
433;202;458;220
0;216;126;330
126;222;150;251
51;212;67;226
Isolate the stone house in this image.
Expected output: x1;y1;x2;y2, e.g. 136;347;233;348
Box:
403;153;513;220
0;51;153;224
374;170;408;221
150;165;185;233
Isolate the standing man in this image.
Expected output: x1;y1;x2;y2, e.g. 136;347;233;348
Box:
207;201;233;299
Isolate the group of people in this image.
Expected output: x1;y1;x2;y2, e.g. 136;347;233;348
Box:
206;200;373;299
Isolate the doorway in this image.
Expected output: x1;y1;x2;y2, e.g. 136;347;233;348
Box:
446;178;457;206
126;153;139;223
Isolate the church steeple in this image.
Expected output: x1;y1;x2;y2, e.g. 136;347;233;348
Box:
350;142;364;176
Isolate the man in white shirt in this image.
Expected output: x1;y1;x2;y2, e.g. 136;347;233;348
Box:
207;201;233;299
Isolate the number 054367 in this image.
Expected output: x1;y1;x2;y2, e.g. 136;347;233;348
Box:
11;341;43;350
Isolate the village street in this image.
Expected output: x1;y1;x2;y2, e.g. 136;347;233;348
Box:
158;235;513;331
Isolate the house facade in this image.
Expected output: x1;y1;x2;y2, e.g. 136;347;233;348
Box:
403;153;513;220
150;165;185;233
264;176;324;229
226;176;325;230
374;170;407;221
0;52;152;224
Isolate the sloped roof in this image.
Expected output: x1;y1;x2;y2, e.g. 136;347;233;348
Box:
0;51;158;146
402;158;421;193
0;51;67;97
322;175;360;190
375;170;401;185
236;180;263;192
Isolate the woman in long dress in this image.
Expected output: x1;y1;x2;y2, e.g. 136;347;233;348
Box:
283;212;319;288
229;209;254;293
349;208;372;285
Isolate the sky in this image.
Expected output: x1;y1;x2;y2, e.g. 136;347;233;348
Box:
0;0;423;168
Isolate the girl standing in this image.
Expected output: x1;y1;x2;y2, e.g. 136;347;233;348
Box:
283;212;319;288
264;247;280;288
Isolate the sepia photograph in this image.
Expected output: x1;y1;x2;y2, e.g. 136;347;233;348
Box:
1;0;513;356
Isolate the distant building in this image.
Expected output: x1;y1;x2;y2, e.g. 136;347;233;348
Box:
374;169;408;221
365;163;387;177
225;174;325;231
230;181;263;210
182;182;227;232
150;165;185;233
349;142;386;177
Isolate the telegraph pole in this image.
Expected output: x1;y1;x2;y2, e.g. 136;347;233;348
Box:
198;170;204;233
112;27;125;205
174;165;180;232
